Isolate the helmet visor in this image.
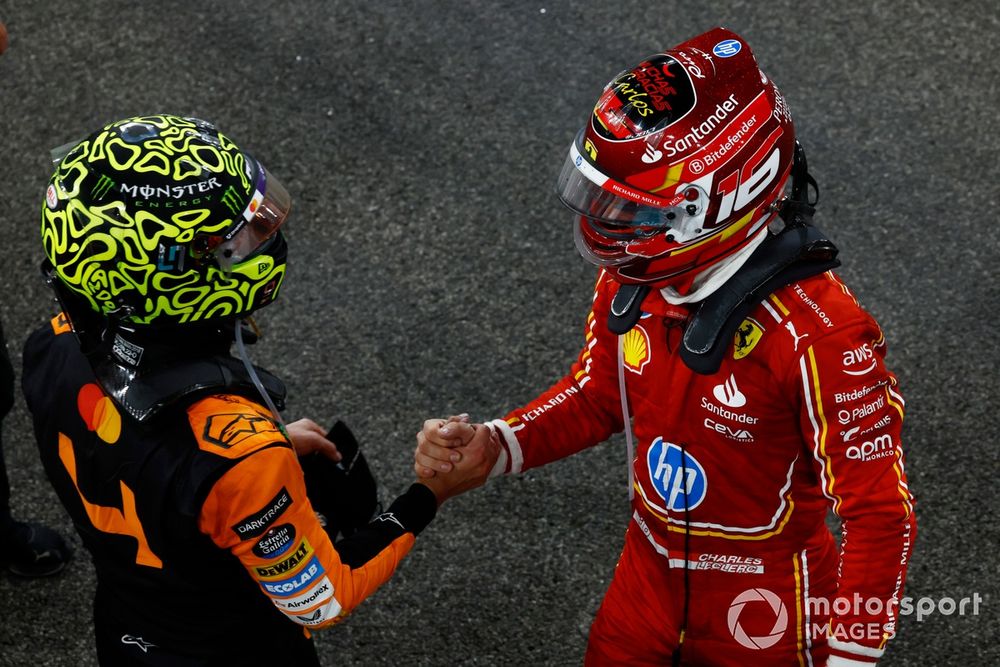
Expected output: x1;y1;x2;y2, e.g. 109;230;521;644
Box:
555;131;709;250
204;161;292;271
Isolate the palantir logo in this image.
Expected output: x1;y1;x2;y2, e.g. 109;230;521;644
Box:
727;588;788;650
646;439;707;511
712;374;747;408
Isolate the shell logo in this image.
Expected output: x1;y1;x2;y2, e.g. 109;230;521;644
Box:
77;383;122;444
622;325;651;374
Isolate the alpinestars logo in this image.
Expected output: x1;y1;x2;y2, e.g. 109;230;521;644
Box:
121;635;156;653
373;512;405;530
712;374;746;408
203;413;280;449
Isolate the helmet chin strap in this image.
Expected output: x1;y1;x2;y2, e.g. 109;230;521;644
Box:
234;317;287;429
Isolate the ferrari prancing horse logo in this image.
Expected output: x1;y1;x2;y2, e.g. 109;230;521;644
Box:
733;318;764;360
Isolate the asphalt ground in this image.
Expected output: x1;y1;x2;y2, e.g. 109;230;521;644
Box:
0;1;997;665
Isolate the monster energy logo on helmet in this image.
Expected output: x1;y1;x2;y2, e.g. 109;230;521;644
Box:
40;114;289;328
91;175;115;200
220;186;243;215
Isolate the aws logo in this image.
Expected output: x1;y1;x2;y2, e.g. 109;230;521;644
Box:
842;343;876;376
623;325;652;374
733;318;764;360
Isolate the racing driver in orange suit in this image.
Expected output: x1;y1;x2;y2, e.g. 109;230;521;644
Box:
23;114;493;665
415;28;916;667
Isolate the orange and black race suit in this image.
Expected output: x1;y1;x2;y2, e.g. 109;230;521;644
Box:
22;317;435;665
486;270;916;666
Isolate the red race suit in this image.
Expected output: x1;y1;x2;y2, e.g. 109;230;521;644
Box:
486;270;915;667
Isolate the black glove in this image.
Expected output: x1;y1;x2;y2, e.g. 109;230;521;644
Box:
299;420;381;542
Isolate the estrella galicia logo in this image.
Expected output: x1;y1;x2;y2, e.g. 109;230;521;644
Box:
713;39;742;58
647;438;707;511
254;539;313;579
253;523;296;559
232;488;292;539
261;556;325;597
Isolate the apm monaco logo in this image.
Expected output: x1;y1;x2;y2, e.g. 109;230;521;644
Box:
622;325;652;374
728;588;788;650
712;374;746;408
846;434;896;462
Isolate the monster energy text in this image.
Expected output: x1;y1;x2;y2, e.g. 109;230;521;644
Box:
120;177;221;200
134;196;214;209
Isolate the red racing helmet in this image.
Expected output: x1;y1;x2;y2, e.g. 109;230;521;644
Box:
557;27;797;285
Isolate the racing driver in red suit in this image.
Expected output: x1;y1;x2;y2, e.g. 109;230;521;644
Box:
415;28;916;667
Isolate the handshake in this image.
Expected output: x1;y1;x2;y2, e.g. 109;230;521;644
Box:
287;414;499;508
413;415;500;505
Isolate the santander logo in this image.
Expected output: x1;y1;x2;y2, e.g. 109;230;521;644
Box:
712;374;746;408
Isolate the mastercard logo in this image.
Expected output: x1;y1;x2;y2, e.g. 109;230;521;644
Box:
77;383;121;444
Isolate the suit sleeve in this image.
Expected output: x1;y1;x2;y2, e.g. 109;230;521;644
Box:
487;270;625;475
194;404;434;630
795;319;916;665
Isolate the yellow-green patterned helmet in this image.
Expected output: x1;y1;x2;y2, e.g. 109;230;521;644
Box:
41;114;290;328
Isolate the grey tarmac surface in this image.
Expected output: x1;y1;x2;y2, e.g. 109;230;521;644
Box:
0;1;996;665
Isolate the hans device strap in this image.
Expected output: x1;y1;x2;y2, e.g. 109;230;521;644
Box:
90;354;287;422
680;224;839;374
607;283;651;335
605;224;840;375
